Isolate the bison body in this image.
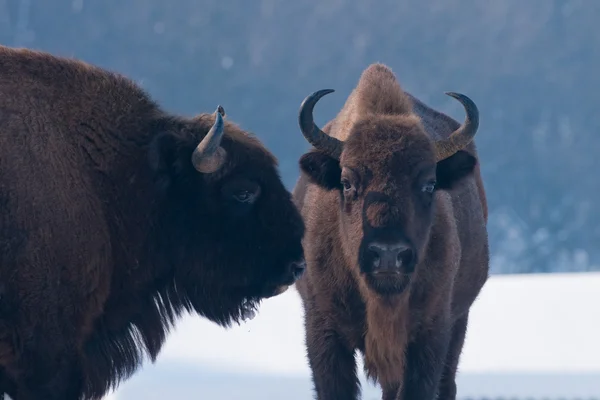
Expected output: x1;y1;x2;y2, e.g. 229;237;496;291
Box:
293;64;489;400
0;45;305;400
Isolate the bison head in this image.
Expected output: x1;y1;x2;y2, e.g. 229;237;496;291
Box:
297;89;479;296
148;106;305;326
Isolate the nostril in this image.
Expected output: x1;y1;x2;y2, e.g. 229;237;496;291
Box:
368;245;382;258
368;242;412;270
396;247;408;259
403;245;414;256
367;247;381;268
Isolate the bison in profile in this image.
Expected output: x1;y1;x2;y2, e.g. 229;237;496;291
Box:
0;45;306;400
293;64;489;400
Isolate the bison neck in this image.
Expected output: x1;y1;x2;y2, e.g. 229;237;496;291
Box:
78;121;188;397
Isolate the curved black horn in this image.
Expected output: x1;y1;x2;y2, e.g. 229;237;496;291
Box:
298;89;344;160
434;92;479;161
192;106;227;173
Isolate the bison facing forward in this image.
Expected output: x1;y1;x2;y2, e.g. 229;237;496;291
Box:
293;64;489;400
0;45;305;400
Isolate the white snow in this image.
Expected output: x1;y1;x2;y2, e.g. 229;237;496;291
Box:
459;271;600;373
101;271;600;398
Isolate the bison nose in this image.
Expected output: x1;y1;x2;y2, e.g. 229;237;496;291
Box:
289;259;306;281
368;242;413;272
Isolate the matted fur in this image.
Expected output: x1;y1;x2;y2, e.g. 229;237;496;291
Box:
294;63;489;400
0;45;305;400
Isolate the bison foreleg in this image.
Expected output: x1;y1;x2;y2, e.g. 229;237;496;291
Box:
381;382;401;400
400;320;451;400
305;313;360;400
437;313;469;400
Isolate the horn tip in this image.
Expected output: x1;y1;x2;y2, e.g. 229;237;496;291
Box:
300;89;335;112
300;89;331;118
445;92;478;115
314;89;335;99
445;92;476;106
308;89;335;100
214;108;224;125
216;105;226;117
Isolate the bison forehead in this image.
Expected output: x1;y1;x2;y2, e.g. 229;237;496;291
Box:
342;138;436;183
341;116;436;169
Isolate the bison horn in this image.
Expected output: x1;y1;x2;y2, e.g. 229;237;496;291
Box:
298;89;344;160
434;92;479;161
192;106;227;173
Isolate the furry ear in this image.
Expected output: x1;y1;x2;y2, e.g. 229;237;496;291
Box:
299;150;342;191
435;150;478;190
148;132;176;173
148;132;186;191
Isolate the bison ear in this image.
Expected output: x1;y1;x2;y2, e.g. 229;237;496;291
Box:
148;132;186;190
435;150;477;190
299;150;342;191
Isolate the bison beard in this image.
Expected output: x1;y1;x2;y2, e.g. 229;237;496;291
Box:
293;63;489;400
0;45;306;400
82;282;261;398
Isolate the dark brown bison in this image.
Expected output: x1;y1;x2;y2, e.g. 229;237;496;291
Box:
293;64;489;400
0;45;306;400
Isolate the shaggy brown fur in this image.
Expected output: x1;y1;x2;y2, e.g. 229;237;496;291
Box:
0;45;306;400
293;64;489;400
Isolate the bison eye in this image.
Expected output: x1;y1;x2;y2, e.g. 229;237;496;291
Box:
421;181;436;194
233;190;257;204
341;179;353;192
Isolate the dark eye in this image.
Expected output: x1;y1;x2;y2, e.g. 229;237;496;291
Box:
233;190;257;204
341;179;353;192
421;181;436;194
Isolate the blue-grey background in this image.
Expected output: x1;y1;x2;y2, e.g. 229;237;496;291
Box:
2;0;598;274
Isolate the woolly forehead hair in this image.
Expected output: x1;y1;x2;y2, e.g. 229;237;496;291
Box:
353;63;414;117
326;63;416;142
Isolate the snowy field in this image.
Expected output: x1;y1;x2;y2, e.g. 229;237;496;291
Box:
10;271;580;399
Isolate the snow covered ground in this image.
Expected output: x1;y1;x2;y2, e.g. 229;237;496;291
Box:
98;271;600;398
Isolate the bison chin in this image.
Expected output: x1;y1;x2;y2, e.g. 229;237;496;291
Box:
189;280;294;327
238;297;261;322
232;284;292;322
363;273;412;296
238;283;292;320
265;284;291;298
191;292;263;327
